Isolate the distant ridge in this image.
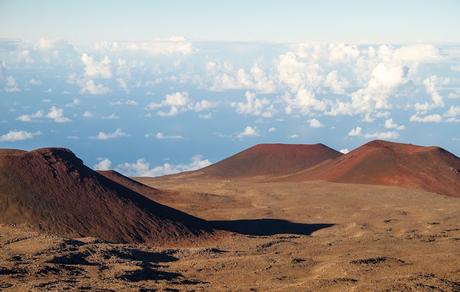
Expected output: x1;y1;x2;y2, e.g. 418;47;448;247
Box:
196;143;342;178
280;140;460;197
97;169;167;201
0;148;213;244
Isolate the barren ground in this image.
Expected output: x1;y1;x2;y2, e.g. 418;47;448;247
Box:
1;177;459;291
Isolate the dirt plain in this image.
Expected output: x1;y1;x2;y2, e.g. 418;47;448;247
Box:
1;175;459;291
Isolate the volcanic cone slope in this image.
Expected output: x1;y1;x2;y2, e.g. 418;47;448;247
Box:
97;169;165;199
0;148;212;244
197;143;342;178
281;140;460;197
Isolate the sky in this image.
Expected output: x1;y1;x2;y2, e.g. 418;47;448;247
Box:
1;0;460;43
0;1;460;176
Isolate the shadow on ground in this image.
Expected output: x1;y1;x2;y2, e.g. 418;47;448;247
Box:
211;218;334;236
104;248;206;284
103;248;177;263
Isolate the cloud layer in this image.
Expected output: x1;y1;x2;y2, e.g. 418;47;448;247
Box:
1;38;459;176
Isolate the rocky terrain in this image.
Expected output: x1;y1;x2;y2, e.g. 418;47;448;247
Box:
1;179;459;291
0;141;459;291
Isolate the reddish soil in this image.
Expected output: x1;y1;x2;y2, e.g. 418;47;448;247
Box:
0;148;213;244
97;170;170;201
196;143;342;178
279;140;460;197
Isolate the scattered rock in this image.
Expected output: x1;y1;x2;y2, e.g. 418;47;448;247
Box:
48;251;95;266
0;266;27;276
351;256;406;266
0;283;13;289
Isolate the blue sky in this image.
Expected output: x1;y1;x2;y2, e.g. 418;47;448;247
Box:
0;1;459;176
1;0;460;43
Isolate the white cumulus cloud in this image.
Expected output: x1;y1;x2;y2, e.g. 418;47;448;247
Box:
17;110;44;122
81;53;112;79
0;130;41;142
237;126;259;139
206;62;275;93
445;106;460;118
115;154;211;177
93;158;112;170
348;126;399;139
82;111;93;118
110;99;138;106
29;78;41;85
283;87;326;114
95;36;193;56
308;118;324;128
409;113;443;123
80;79;110;95
93;128;129;140
422;75;444;108
4;76;20;92
324;70;349;94
364;131;400;140
339;148;350;154
145;91;215;116
47;106;71;123
384;118;405;130
348;126;363;137
231;91;275;118
147;132;183;140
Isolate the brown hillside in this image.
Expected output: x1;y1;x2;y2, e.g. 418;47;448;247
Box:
96;169;169;201
0;148;212;244
280;140;460;197
198;143;342;178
